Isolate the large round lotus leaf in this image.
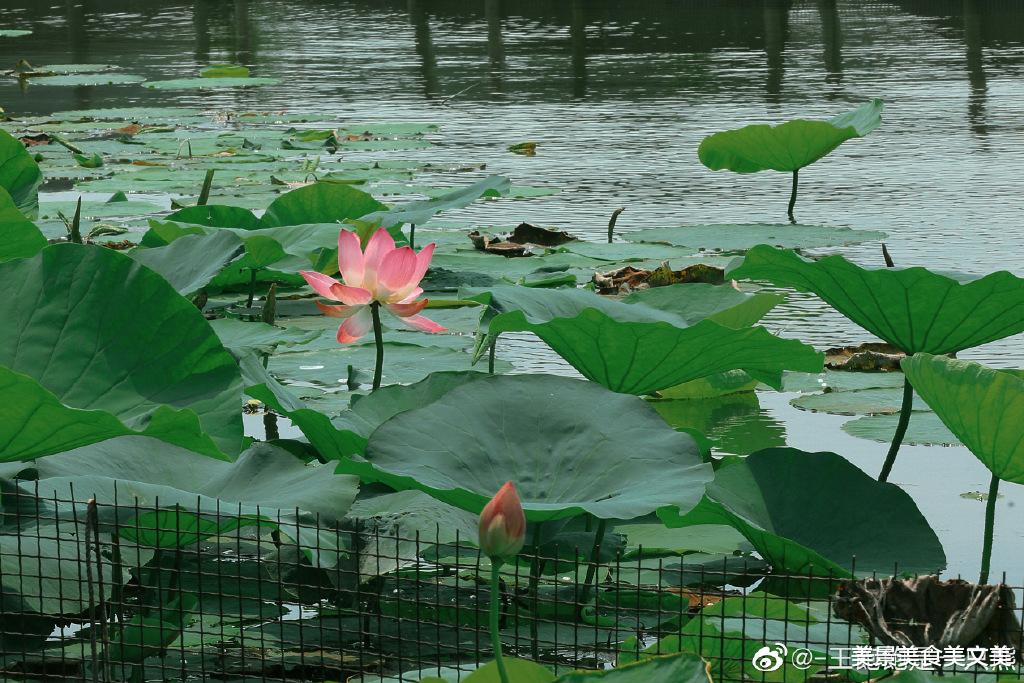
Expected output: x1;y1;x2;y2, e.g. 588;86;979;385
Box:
259;182;387;228
166;204;260;229
791;386;929;416
902;355;1024;483
658;448;946;576
464;286;822;395
730;245;1024;355
0;129;43;217
29;73;145;86
142;76;280;89
842;412;959;446
0;187;45;263
0;244;243;458
129;231;245;296
359;175;509;227
624;224;885;251
270;343;510;389
343;374;713;522
698;99;883;173
623;284;783;329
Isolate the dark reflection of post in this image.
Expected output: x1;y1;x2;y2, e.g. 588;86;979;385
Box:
763;0;790;104
194;1;211;65
817;0;843;87
408;0;440;99
963;0;988;138
570;0;587;99
233;0;254;66
67;0;92;110
485;0;505;94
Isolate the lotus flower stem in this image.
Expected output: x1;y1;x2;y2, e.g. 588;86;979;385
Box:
69;196;83;244
370;301;385;390
245;269;258;308
409;223;416;250
607;207;625;243
787;169;799;223
878;375;914;482
578;517;608;609
489;561;511;683
980;473;1000;585
197;169;214;206
527;523;545;659
488;336;497;374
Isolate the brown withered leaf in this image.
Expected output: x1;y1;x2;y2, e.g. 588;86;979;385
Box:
835;576;1023;656
825;342;905;372
593;261;725;294
510;222;576;247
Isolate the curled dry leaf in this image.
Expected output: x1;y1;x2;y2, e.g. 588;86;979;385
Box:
593;261;725;294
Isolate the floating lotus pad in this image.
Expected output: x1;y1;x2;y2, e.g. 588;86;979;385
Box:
345;374;713;522
30;73;146;86
791;386;929;416
842;413;959;446
142;76;281;89
0;30;32;37
625;224;886;251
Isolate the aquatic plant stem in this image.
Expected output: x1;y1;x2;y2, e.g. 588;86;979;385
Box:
197;169;214;206
578;518;607;609
607;207;625;243
787;169;799;223
488;336;497;373
489;561;511;683
878;375;914;482
980;473;1000;584
409;223;416;250
69;196;83;244
370;301;384;390
527;523;545;660
245;269;258;308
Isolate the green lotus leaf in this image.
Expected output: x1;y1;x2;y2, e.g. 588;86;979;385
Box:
465;659;554;683
0;366;225;461
3;439;357;568
0;29;32;37
129;230;245;296
623;283;783;329
623;223;886;251
464;285;822;395
0;187;46;263
342;374;713;522
118;508;271;548
902;354;1024;482
791;386;928;416
729;245;1024;355
658;448;946;576
698;99;883;174
165;204;260;229
210;318;321;356
0;244;243;458
50;106;204;121
359;175;510;227
29;73;145;86
201;63;250;78
0;129;43;218
553;654;710;683
259;181;387;228
842;412;958;446
142;76;280;89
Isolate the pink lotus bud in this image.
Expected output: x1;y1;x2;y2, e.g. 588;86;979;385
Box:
478;481;526;562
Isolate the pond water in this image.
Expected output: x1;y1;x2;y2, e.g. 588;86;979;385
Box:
3;0;1022;578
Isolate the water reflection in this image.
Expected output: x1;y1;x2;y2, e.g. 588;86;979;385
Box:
817;0;843;87
762;0;790;104
963;0;989;139
407;0;440;99
650;393;787;457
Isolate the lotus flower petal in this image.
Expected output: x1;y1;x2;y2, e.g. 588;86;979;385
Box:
392;242;435;301
386;300;428;318
397;313;446;334
362;228;396;291
377;247;419;298
478;481;526;561
300;271;343;300
337;229;365;287
336;306;374;344
316;301;363;319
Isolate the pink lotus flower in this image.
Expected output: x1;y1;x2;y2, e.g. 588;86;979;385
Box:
299;228;446;343
479;481;526;562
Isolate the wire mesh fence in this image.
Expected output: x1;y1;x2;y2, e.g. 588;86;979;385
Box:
1;481;1022;682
